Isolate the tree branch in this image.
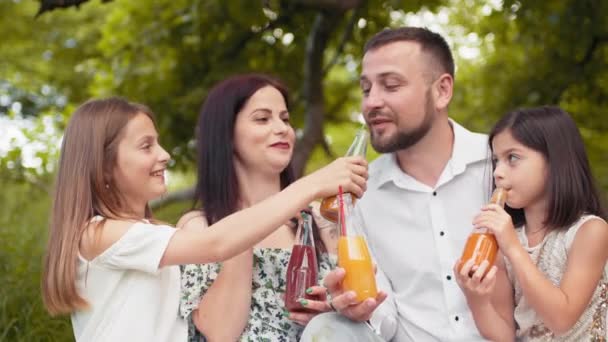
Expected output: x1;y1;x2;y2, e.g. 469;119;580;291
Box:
552;34;608;103
320;136;336;159
293;0;361;12
577;35;608;67
323;4;362;76
292;11;341;177
36;0;112;17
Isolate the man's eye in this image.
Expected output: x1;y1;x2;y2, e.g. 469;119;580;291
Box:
385;84;399;91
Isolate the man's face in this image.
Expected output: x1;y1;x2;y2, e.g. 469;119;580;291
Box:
360;41;438;153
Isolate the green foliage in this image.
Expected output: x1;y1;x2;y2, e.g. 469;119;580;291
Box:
154;200;192;225
0;1;104;106
2;0;608;339
448;0;608;192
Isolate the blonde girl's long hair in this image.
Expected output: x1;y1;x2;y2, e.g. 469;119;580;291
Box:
42;97;155;315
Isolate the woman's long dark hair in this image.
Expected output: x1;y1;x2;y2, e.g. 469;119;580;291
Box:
195;73;327;257
489;106;606;230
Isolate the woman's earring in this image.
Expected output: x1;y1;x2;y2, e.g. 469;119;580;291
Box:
105;183;109;189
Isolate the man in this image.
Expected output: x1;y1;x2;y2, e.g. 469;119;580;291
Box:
301;27;491;341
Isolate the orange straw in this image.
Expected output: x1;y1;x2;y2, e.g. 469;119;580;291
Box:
338;186;346;236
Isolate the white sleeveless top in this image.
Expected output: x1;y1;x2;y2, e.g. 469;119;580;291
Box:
71;216;187;341
505;215;608;341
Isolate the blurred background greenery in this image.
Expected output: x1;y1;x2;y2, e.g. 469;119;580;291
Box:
1;0;607;340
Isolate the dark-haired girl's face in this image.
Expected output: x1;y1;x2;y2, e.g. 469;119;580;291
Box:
233;86;295;176
491;129;549;211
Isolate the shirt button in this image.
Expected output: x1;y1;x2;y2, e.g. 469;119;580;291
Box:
433;191;437;196
446;275;452;280
455;316;460;321
439;231;445;236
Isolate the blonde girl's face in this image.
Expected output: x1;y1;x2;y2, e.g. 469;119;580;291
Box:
491;129;549;210
233;85;295;175
111;112;170;208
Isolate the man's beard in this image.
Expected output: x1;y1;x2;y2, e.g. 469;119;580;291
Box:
369;92;436;153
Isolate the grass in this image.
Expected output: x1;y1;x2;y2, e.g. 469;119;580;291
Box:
0;180;72;342
0;178;191;342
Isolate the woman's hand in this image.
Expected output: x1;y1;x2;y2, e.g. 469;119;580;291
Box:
286;286;331;325
473;204;519;257
301;156;368;200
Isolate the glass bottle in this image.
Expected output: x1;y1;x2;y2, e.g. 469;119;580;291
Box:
337;192;377;301
459;188;508;277
320;127;368;223
285;211;320;312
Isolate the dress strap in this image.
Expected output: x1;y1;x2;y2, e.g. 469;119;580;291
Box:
564;215;605;249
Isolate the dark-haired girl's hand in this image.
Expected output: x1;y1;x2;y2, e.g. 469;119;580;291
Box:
453;259;497;304
473;204;519;257
302;156;368;200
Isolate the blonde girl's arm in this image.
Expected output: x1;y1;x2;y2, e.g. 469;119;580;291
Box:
159;156;368;267
178;214;253;342
506;218;608;335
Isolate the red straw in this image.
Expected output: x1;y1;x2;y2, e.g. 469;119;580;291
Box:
338;186;346;236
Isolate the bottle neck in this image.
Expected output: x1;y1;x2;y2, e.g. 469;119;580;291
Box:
346;130;368;158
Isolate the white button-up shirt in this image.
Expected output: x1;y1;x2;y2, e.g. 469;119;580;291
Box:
357;120;492;341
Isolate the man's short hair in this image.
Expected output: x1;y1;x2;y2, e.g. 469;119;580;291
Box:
364;27;455;79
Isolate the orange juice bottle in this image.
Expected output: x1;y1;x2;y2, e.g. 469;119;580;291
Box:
459;188;508;276
320;127;368;223
337;190;377;301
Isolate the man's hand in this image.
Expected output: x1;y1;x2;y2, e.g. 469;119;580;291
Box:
323;267;387;322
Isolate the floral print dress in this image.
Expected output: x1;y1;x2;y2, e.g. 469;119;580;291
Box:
180;248;335;342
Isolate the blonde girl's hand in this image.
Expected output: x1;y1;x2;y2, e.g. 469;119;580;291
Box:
453;259;498;303
286;286;331;326
473;204;519;256
302;156;368;200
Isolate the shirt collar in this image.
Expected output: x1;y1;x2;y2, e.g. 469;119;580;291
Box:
370;118;490;190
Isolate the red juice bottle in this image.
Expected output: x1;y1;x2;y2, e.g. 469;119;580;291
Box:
285;211;320;312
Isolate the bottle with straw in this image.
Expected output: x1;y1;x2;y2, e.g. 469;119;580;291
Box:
320;126;368;223
336;186;378;301
459;187;508;277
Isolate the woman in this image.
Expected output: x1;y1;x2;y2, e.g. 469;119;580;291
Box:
179;74;344;341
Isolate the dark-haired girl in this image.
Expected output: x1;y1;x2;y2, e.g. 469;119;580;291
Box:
455;106;608;341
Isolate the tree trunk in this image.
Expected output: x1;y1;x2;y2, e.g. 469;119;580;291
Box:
292;11;341;177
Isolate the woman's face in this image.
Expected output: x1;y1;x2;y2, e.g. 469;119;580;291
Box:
233;85;295;176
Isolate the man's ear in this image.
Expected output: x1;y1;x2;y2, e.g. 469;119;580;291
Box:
432;73;453;111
